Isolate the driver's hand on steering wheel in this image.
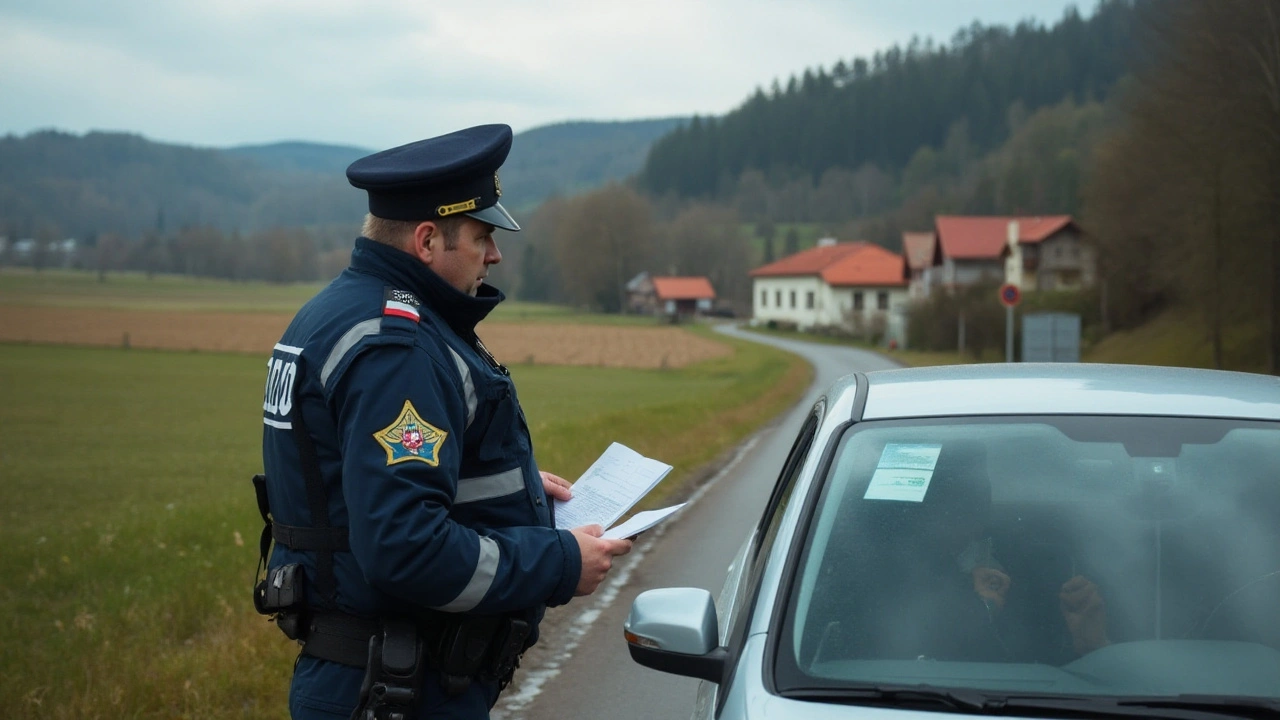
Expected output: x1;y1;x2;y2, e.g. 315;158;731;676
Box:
1060;575;1110;655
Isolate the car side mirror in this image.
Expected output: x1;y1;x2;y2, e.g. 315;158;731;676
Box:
623;587;728;683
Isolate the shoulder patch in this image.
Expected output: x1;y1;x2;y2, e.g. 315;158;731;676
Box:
383;287;421;322
374;400;447;466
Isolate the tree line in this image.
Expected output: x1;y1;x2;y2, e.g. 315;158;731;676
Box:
2;223;358;285
638;0;1136;202
488;186;755;315
1083;0;1280;373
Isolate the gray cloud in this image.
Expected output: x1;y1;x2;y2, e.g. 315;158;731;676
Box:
0;0;1082;148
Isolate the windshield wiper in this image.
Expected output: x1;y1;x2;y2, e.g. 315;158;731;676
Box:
782;685;990;713
1115;695;1280;720
781;687;1278;719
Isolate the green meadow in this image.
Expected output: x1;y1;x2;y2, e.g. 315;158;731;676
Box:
0;293;808;717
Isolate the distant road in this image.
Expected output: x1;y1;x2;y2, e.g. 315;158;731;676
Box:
494;326;900;720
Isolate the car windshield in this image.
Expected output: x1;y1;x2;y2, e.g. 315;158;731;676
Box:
776;416;1280;703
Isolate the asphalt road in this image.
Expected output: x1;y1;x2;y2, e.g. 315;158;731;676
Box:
492;327;900;720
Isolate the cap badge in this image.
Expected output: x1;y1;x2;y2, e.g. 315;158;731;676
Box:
437;198;479;217
494;172;502;198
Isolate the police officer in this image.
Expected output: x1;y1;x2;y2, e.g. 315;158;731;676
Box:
254;124;633;719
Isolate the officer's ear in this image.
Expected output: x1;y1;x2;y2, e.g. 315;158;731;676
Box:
409;221;440;265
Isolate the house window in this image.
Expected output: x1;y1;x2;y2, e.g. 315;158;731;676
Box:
877;291;888;310
760;290;767;307
789;291;796;308
775;290;782;307
853;291;864;311
806;291;814;309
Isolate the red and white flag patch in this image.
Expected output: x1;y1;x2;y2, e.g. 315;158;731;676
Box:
383;288;421;322
384;299;419;321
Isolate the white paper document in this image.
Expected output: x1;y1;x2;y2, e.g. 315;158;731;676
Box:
863;443;943;502
554;442;679;537
603;503;686;540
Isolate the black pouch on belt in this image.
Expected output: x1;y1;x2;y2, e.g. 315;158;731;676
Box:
253;563;307;640
433;615;503;696
487;618;530;690
354;619;424;720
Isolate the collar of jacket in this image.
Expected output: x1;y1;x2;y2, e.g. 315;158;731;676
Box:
349;236;504;338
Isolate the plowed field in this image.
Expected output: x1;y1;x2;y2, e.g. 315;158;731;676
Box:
0;307;729;368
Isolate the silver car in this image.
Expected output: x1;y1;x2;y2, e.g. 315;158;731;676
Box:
624;364;1280;718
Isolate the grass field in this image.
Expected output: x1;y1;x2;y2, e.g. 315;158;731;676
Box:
1084;309;1268;373
0;285;809;717
0;268;658;326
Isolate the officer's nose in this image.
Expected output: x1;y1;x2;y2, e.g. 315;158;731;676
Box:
486;238;502;265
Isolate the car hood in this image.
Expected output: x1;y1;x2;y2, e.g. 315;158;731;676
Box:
725;634;1063;720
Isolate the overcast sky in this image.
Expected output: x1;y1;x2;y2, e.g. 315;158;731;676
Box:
1;0;1086;150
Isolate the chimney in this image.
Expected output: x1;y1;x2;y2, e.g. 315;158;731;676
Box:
817;237;838;247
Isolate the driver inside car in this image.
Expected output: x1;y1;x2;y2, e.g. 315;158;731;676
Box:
846;441;1110;662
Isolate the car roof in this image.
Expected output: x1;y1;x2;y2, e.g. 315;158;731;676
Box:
858;363;1280;421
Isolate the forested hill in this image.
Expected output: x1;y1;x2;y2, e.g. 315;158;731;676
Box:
639;0;1139;199
500;118;686;213
0;130;364;241
226;141;371;176
0;119;685;242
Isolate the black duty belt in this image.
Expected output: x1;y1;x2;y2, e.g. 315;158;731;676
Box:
303;610;383;667
300;609;527;682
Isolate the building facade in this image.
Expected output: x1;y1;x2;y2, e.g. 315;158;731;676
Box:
750;241;909;344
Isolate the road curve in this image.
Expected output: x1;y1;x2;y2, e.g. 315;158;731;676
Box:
493;326;900;720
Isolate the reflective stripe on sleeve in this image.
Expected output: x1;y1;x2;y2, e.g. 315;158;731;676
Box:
432;536;499;612
455;467;524;504
320;318;382;389
447;347;478;428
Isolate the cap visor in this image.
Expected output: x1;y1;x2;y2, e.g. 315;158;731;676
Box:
465;201;520;232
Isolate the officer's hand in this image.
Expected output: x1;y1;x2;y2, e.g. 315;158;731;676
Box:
1060;575;1110;655
973;567;1012;610
541;471;573;503
571;524;632;596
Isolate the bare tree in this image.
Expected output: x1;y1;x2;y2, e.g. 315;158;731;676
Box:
553;184;655;312
1083;0;1280;372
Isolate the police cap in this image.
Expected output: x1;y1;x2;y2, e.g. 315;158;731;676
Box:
346;124;520;232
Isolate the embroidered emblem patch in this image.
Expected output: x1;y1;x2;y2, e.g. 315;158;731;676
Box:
383;288;421;321
374;400;447;466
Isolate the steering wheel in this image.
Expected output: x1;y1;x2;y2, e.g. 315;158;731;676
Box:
1190;569;1280;641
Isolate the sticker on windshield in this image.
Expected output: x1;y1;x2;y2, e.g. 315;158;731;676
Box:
863;443;943;502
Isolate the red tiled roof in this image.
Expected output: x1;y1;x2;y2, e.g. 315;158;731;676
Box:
935;216;1076;260
651;276;715;300
751;242;906;287
902;232;937;270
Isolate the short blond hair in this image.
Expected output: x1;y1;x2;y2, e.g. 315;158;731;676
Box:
361;214;463;250
361;214;418;248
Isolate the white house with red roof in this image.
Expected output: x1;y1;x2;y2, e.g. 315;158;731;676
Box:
749;239;908;340
932;215;1094;292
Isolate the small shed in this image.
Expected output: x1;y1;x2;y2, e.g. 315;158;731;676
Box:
651;276;716;320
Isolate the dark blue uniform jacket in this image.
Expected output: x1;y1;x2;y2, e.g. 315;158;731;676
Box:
261;237;581;718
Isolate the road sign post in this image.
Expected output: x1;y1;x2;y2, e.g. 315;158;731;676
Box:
999;283;1021;363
